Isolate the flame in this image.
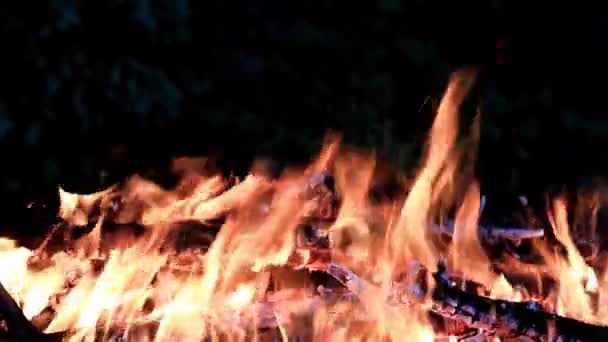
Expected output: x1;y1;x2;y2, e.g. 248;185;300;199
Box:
2;69;608;341
58;186;116;227
544;196;598;323
386;69;478;274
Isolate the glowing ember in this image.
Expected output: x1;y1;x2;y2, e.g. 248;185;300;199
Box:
0;69;607;341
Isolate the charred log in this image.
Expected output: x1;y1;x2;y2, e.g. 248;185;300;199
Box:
431;270;608;341
320;260;608;342
0;281;60;341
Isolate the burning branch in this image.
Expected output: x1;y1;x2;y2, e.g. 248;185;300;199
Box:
315;260;608;341
430;271;608;341
433;220;545;244
0;281;59;341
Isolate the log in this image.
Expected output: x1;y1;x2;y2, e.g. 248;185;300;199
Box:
433;220;545;244
318;261;608;341
0;281;61;341
430;270;608;341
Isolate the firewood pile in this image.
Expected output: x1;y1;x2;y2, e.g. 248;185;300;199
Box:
0;70;607;341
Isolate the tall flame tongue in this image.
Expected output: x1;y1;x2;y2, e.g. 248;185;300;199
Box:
1;69;606;341
386;69;478;275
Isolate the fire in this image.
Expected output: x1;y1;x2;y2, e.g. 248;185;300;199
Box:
0;69;606;341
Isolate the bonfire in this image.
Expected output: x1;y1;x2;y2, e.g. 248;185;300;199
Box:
0;69;606;341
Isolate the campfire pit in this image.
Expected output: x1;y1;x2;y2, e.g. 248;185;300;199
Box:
0;70;607;341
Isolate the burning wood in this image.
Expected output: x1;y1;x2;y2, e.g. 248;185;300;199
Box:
311;259;608;341
0;280;53;341
434;220;545;244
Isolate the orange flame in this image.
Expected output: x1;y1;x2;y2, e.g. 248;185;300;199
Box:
387;69;477;274
1;69;607;341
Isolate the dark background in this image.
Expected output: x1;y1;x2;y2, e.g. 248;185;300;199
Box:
0;1;606;238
